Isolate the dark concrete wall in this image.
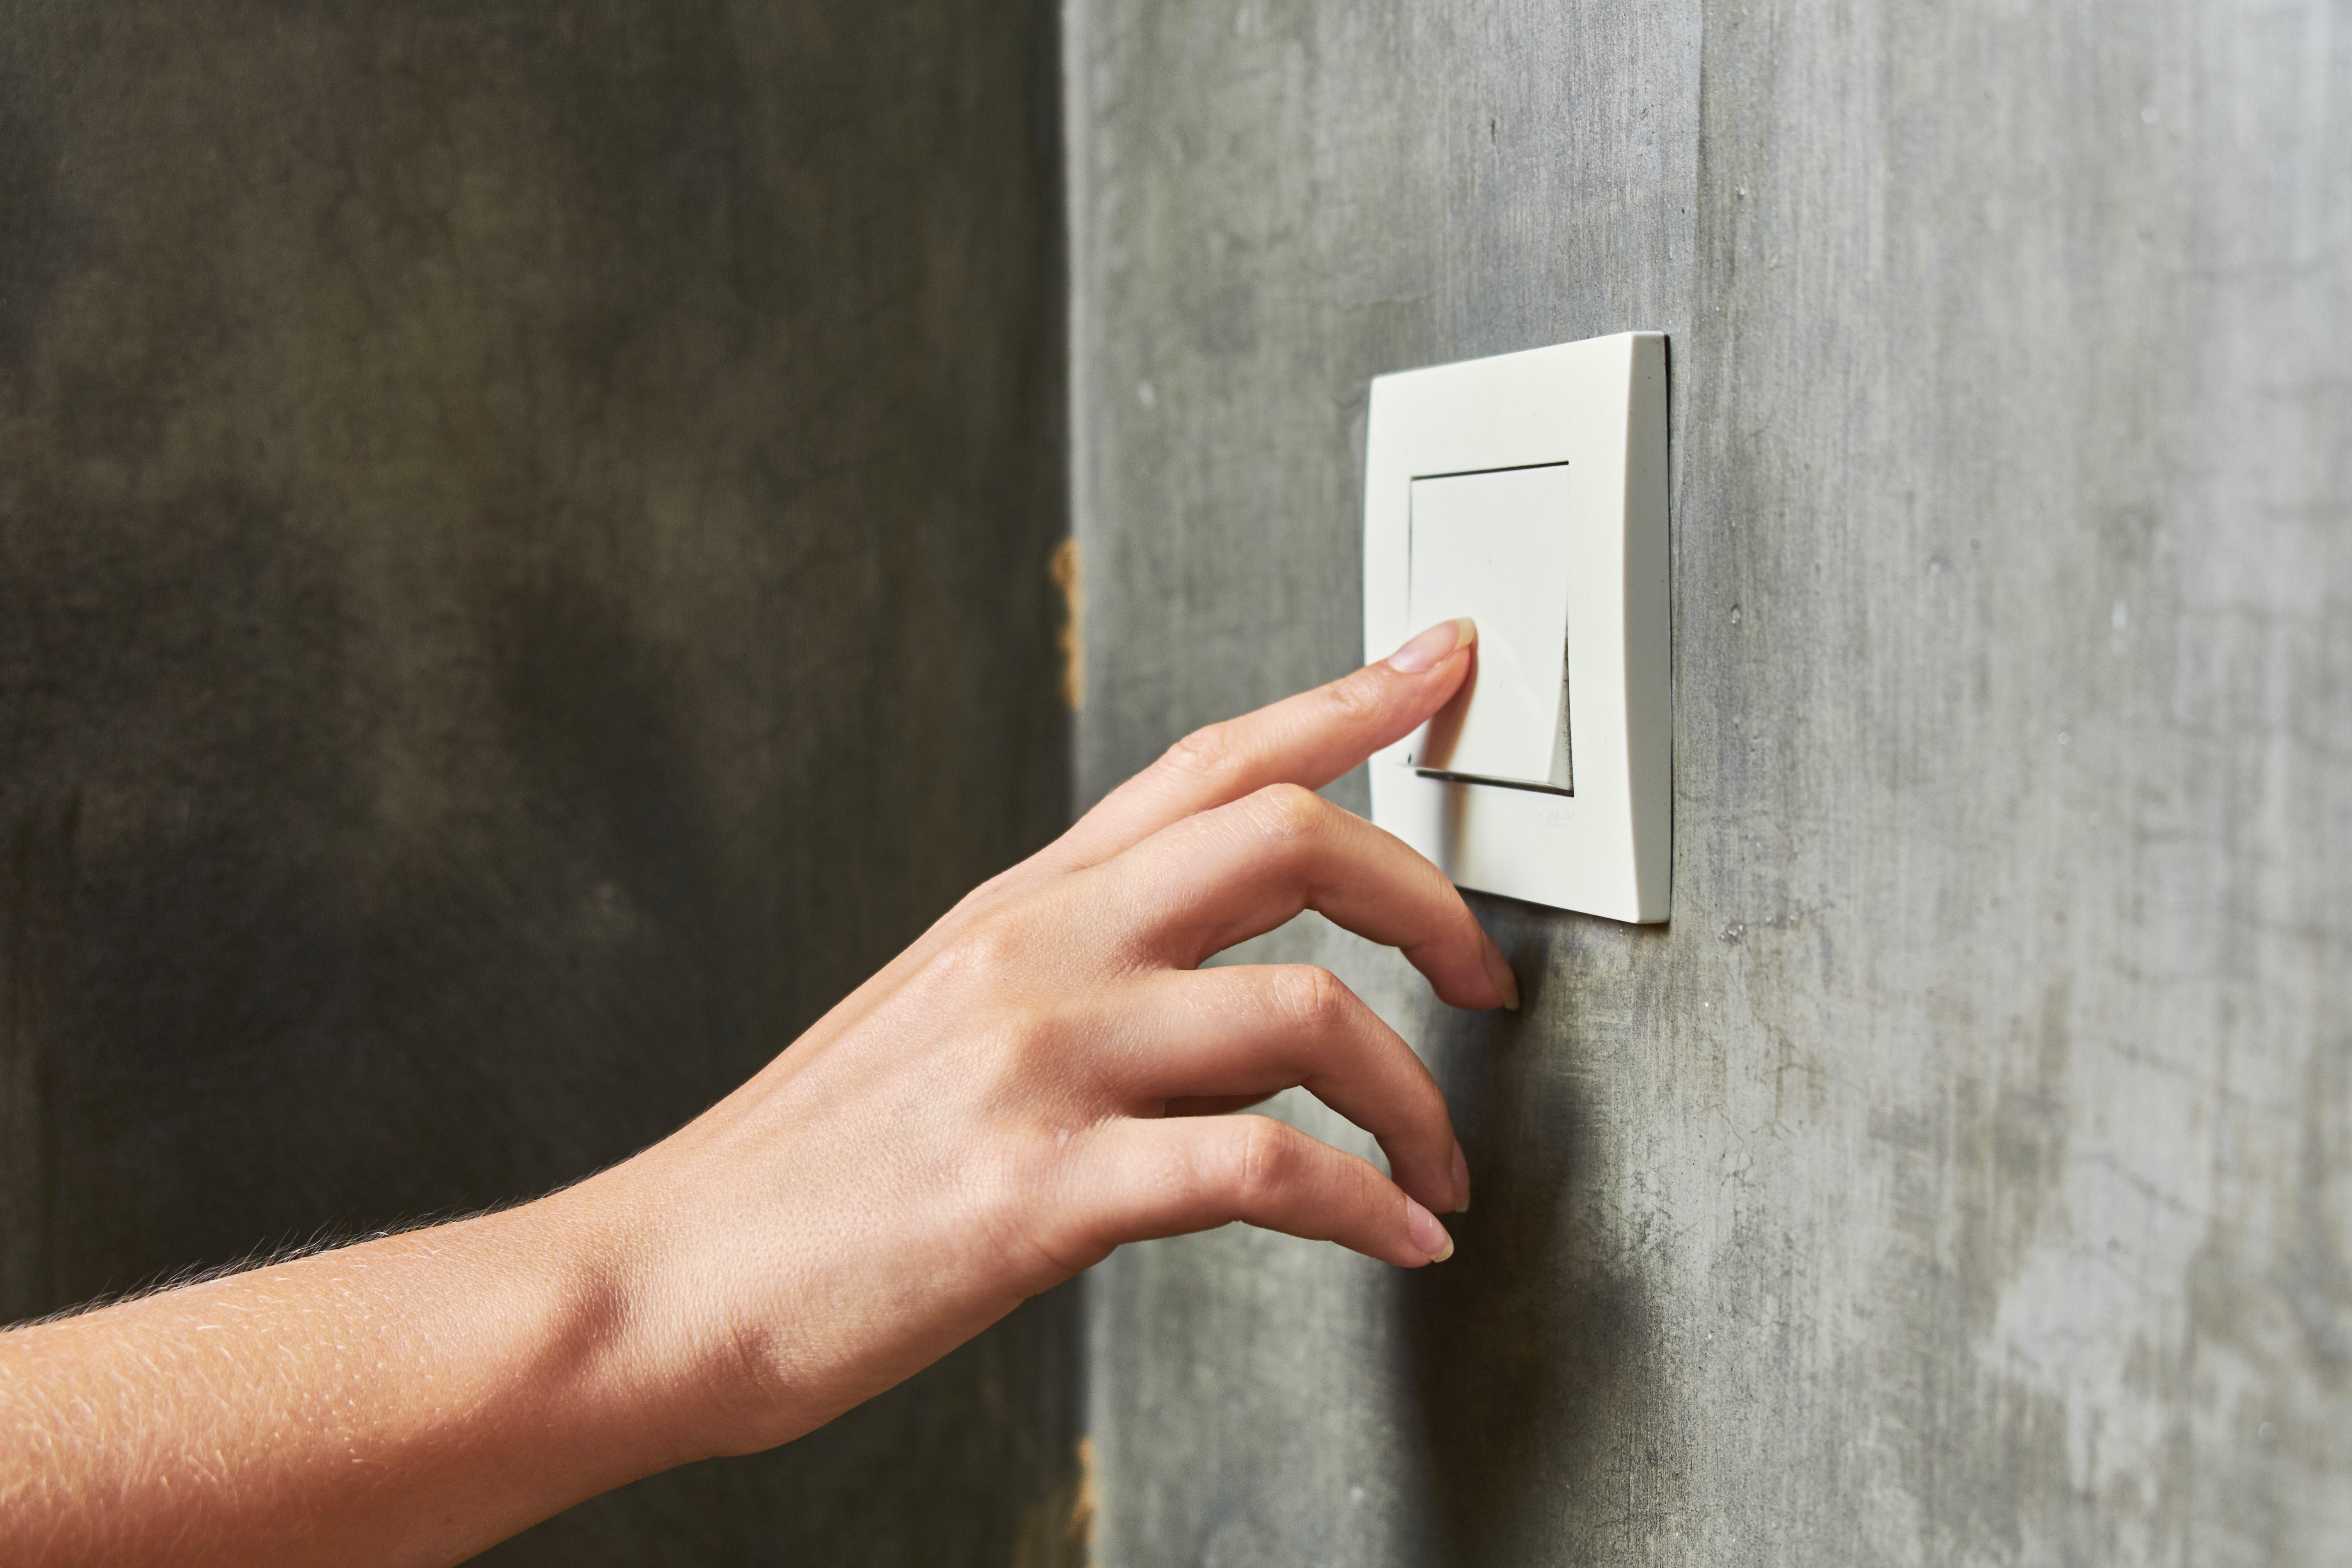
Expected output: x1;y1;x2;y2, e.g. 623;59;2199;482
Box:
1068;1;2350;1563
0;2;1074;1561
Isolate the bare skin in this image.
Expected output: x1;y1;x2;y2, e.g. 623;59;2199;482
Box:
0;617;1507;1567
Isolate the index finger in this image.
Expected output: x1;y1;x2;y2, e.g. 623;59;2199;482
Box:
1048;618;1477;871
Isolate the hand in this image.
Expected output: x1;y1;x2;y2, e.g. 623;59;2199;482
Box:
594;614;1511;1459
0;617;1508;1567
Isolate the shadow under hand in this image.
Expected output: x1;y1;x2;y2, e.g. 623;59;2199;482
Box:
1403;913;1669;1567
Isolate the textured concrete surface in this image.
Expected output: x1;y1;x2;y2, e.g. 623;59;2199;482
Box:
0;2;1073;1561
1068;2;2351;1563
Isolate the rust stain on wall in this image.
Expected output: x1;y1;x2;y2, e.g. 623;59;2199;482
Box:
1012;1435;1095;1568
1050;538;1085;711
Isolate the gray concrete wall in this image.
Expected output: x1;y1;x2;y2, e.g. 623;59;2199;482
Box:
1067;2;2350;1563
0;3;1074;1561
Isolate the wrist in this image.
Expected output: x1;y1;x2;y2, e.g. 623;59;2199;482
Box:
539;1135;858;1464
483;1174;725;1484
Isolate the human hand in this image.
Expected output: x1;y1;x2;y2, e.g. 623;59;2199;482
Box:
581;614;1513;1462
0;618;1509;1567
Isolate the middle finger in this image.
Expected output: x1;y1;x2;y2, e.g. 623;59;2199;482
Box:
1091;782;1518;1012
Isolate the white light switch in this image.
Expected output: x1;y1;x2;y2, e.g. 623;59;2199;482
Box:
1362;331;1671;923
1406;464;1575;792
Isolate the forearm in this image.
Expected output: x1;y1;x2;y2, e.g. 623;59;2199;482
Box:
0;1187;695;1568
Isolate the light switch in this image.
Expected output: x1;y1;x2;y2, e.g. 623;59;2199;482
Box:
1362;331;1671;923
1406;464;1574;792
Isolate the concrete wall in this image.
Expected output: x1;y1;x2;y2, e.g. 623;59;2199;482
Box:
1067;2;2350;1563
0;3;1073;1561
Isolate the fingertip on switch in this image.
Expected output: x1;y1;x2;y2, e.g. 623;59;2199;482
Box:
1387;616;1478;674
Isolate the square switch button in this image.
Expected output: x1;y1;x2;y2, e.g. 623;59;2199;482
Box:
1406;464;1574;792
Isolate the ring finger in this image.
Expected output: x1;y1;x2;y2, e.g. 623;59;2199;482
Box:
1088;964;1465;1216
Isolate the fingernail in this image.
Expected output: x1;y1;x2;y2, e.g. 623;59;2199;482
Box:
1405;1197;1455;1263
1482;942;1521;1010
1387;617;1476;674
1451;1141;1472;1214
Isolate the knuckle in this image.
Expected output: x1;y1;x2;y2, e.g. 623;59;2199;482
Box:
1229;1116;1293;1206
974;1133;1097;1282
926;902;1064;1007
1244;782;1328;842
1321;666;1386;726
1403;1074;1451;1136
1268;964;1349;1033
937;914;1025;982
982;997;1063;1071
1161;720;1249;785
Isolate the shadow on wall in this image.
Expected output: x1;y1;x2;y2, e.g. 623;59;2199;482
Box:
1405;902;1672;1567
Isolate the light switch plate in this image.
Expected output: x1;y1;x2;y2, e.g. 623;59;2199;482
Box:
1364;331;1670;923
